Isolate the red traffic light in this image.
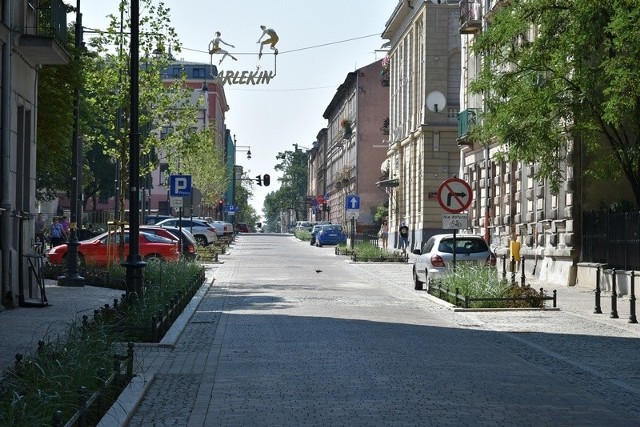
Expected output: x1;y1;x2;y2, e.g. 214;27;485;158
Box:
263;174;270;186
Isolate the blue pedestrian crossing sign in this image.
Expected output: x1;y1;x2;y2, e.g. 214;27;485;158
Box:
346;195;360;210
170;175;192;196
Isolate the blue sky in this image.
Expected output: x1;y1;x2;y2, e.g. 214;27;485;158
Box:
77;1;397;218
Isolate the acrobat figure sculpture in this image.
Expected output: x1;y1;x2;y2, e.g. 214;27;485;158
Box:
209;31;237;65
257;25;279;59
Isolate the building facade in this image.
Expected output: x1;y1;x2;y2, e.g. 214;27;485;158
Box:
457;0;639;286
1;0;70;309
318;59;390;231
382;1;462;251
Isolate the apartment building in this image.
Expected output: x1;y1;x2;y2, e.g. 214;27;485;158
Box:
382;0;461;250
1;0;70;309
318;59;390;230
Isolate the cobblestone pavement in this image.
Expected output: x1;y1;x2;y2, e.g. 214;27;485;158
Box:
119;234;640;426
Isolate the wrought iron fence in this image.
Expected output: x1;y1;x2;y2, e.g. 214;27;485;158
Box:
582;211;640;270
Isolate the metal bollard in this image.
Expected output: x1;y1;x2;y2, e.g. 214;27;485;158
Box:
594;265;602;314
502;255;507;281
610;269;618;319
520;256;526;287
511;256;516;286
629;271;637;324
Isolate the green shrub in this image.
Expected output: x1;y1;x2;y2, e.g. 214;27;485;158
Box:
294;229;311;241
437;264;546;308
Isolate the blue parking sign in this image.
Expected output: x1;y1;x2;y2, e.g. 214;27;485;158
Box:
170;175;192;196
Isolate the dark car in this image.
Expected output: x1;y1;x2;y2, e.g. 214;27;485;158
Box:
309;224;323;245
140;226;198;261
235;223;250;233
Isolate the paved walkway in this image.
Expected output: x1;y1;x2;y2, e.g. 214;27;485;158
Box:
2;235;639;426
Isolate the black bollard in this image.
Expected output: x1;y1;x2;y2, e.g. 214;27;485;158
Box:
610;269;619;319
629;271;637;324
520;256;526;287
511;256;516;286
594;265;602;314
502;255;507;281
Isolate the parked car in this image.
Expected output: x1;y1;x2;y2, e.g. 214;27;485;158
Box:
155;218;218;246
46;231;180;267
144;214;175;225
295;221;313;232
211;220;234;237
412;234;496;290
315;224;347;247
235;223;250;233
140;226;198;261
309;224;324;245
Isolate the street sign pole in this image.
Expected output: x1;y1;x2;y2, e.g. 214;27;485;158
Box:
351;217;355;250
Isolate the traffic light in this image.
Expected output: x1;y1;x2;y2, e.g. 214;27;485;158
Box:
256;175;262;186
263;174;270;186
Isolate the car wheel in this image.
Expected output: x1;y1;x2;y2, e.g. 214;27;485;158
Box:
194;235;207;247
413;267;423;290
144;254;163;265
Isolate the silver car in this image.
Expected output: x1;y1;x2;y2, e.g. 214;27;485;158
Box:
412;234;496;290
155;218;218;246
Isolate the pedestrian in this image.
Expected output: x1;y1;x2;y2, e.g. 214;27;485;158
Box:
399;221;409;254
379;220;389;250
60;216;70;241
34;213;45;253
49;217;65;248
257;25;279;59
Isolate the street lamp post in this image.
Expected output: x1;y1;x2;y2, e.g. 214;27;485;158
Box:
58;0;84;287
123;0;145;299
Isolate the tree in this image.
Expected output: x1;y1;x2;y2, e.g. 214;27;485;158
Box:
36;15;81;201
234;173;259;228
273;146;309;220
470;0;640;205
82;0;220;220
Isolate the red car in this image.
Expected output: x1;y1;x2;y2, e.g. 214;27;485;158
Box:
46;231;180;267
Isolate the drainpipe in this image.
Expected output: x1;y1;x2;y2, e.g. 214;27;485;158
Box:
1;0;13;307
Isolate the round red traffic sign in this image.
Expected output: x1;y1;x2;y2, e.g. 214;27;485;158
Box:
437;178;473;213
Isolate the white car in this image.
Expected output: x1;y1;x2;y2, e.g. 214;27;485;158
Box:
211;220;234;237
412;234;496;290
155;218;218;246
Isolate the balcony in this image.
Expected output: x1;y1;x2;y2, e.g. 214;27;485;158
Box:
460;0;482;35
457;109;477;146
18;0;70;65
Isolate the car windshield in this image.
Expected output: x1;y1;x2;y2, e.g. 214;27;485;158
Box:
323;225;342;232
438;238;488;254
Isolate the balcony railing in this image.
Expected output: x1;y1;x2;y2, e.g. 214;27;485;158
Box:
18;0;70;65
457;109;477;146
460;0;482;34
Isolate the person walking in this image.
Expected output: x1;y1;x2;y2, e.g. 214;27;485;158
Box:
49;217;65;248
399;221;409;254
379;220;389;251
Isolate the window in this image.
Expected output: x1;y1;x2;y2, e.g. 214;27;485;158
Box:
192;68;205;78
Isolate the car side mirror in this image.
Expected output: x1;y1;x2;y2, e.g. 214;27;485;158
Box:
412;249;421;255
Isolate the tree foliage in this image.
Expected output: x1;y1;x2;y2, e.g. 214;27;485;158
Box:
469;0;640;205
271;146;309;220
82;0;224;218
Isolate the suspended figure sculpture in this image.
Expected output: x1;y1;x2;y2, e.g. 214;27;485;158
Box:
257;25;279;59
209;31;237;65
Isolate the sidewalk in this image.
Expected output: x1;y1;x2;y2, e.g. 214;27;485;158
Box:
0;280;124;370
